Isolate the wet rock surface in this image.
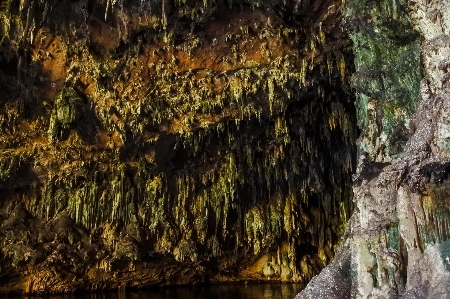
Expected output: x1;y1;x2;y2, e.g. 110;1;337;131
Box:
297;0;450;298
0;0;357;294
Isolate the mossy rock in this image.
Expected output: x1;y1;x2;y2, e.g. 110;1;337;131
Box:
346;0;421;160
55;88;83;126
48;88;83;142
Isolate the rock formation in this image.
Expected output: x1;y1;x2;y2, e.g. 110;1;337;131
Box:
297;0;450;298
0;0;357;294
3;0;448;296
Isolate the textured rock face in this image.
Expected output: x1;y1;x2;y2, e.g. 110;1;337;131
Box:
0;0;357;294
297;0;450;298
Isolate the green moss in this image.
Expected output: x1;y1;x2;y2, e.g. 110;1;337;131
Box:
388;225;400;252
439;241;450;272
346;0;422;159
440;135;450;154
47;88;83;142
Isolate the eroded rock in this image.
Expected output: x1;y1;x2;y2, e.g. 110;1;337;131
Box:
297;0;450;298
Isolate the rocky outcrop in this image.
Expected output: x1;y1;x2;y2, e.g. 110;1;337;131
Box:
297;0;450;298
0;0;357;294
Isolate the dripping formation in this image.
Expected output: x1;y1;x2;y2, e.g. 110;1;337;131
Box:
0;0;358;294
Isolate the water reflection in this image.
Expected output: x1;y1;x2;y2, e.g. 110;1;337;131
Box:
1;283;304;299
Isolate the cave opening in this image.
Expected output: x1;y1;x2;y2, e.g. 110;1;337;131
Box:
0;0;360;293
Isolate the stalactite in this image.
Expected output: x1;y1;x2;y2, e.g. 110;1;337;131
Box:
0;0;361;291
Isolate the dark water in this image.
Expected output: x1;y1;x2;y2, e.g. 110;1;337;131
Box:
1;283;304;299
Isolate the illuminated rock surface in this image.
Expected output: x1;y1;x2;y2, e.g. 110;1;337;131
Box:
0;0;357;293
4;0;448;296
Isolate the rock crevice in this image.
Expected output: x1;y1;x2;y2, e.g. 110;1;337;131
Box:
297;0;450;298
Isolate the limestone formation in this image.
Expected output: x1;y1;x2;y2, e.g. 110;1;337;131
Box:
297;0;450;298
0;0;357;293
3;0;449;296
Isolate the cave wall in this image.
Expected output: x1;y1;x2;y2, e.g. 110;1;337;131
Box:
297;0;450;298
0;0;357;293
